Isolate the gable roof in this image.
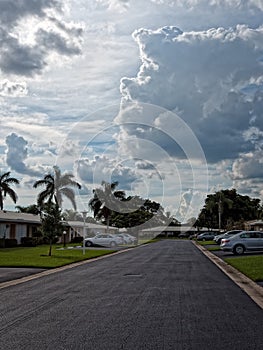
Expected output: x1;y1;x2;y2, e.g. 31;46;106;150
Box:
67;220;119;231
0;211;41;224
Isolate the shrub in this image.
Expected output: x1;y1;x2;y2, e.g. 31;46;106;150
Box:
21;237;37;247
2;239;18;248
0;238;4;248
71;236;83;243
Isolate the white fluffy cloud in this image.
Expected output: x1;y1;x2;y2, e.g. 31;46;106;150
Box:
119;25;263;165
5;133;45;176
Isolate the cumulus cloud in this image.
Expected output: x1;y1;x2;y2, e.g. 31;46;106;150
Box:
5;133;44;176
0;0;83;78
135;160;156;170
95;0;129;12
150;0;263;11
75;155;140;190
118;25;263;165
0;80;28;96
231;150;263;180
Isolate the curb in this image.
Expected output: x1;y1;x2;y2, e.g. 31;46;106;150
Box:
0;245;140;290
193;241;263;310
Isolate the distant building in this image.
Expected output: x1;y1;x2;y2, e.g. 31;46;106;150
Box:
139;225;219;239
244;220;263;231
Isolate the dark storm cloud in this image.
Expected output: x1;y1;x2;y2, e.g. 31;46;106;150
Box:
0;0;83;77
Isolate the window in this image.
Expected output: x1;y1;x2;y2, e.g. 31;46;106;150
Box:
249;232;261;238
240;233;249;238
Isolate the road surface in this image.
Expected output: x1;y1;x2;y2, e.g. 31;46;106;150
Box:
0;240;262;350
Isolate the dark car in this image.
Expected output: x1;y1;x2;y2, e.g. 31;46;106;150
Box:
178;232;190;239
196;232;216;241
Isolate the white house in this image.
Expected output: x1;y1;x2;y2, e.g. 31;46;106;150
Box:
0;210;41;244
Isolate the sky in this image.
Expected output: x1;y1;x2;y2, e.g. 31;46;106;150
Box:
0;0;263;223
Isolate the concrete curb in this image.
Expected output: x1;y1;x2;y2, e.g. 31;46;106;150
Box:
193;241;263;310
0;245;141;290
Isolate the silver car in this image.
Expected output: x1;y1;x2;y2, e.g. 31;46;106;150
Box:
220;231;263;255
214;230;242;244
84;234;122;247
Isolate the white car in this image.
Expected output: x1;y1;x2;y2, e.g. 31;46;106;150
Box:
84;234;121;247
122;233;137;244
116;234;130;244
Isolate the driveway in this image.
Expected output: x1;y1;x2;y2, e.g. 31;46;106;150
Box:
0;240;262;350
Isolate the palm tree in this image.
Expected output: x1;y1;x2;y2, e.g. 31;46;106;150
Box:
0;172;20;210
89;181;126;231
33;166;81;210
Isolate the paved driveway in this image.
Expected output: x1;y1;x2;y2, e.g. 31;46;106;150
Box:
0;240;262;350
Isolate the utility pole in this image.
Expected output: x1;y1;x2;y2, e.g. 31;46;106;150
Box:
218;193;222;230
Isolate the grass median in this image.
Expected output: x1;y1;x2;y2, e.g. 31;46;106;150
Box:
0;245;116;269
224;255;263;282
196;240;221;251
196;240;263;282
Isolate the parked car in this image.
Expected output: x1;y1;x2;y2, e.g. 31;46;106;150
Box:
178;232;190;238
84;234;122;247
122;233;137;244
214;230;242;244
196;232;216;241
117;232;137;244
220;230;263;255
116;233;129;244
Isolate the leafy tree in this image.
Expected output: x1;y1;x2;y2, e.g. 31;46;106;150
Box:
185;217;197;227
62;209;83;221
89;181;126;231
0;171;20;210
33;166;81;210
196;189;263;229
40;202;63;256
205;191;233;229
16;204;40;215
109;196;168;229
62;209;97;223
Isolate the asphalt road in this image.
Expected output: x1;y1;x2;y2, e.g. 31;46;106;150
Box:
0;240;262;350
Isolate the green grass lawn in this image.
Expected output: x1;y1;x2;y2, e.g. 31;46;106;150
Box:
207;246;221;251
0;245;115;269
197;240;217;246
224;255;263;282
197;240;263;282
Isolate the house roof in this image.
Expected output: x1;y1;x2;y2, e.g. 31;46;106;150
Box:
140;226;198;232
0;211;41;224
246;220;263;226
67;221;119;231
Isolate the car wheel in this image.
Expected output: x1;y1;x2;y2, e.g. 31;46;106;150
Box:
85;241;92;247
202;238;206;241
110;241;117;247
233;244;245;255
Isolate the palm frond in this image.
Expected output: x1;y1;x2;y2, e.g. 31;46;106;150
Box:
4;188;18;204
